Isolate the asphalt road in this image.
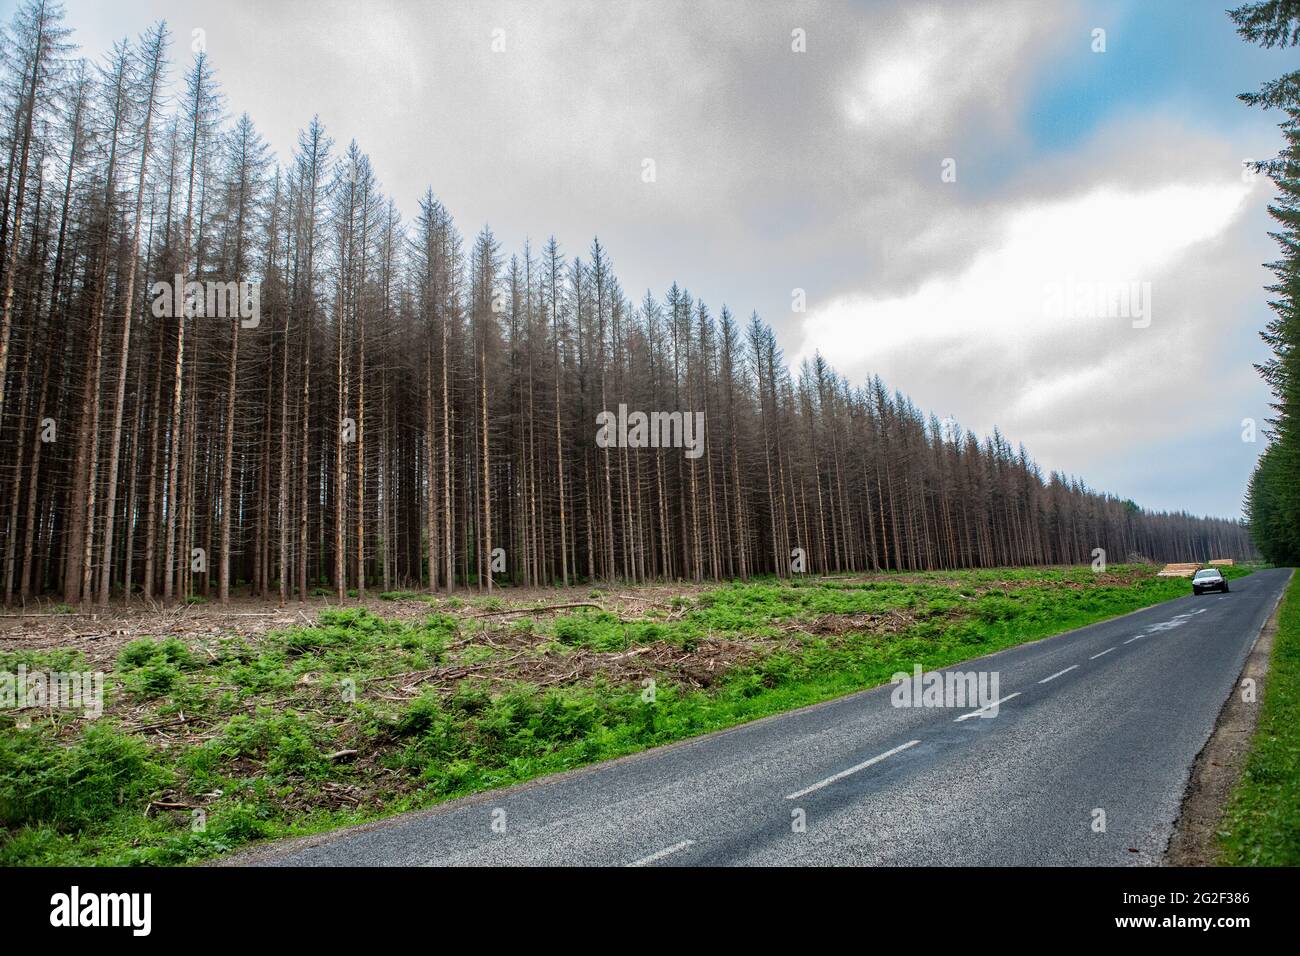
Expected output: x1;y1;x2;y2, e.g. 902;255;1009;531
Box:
242;567;1293;867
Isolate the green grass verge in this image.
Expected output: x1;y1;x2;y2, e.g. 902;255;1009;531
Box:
1218;568;1300;865
0;564;1255;866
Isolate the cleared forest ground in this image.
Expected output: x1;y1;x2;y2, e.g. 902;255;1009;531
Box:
0;564;1254;865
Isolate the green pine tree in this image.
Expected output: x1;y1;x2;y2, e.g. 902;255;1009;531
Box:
1234;2;1300;563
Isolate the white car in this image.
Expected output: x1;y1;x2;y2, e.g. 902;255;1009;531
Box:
1191;568;1229;595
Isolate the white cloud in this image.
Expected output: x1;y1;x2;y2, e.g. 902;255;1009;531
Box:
797;180;1251;364
842;1;1048;140
793;172;1265;510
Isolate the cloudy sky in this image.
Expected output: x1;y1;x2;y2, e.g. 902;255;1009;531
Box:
21;0;1291;518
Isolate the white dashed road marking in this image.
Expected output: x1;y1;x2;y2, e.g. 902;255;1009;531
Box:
785;740;921;799
1089;647;1116;660
954;693;1021;722
627;839;696;867
1039;665;1079;684
1146;619;1188;633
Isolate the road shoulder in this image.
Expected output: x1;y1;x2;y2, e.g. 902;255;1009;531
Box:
1165;569;1293;865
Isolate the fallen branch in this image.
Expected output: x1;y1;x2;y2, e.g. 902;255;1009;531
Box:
133;716;200;733
469;602;603;619
0;612;99;618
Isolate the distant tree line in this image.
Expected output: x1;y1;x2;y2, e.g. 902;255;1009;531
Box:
1234;1;1300;565
0;2;1256;606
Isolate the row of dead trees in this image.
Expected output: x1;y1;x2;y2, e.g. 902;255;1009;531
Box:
0;4;1258;606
